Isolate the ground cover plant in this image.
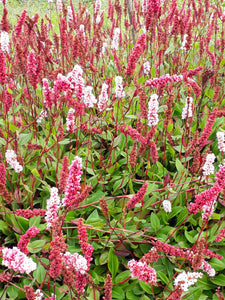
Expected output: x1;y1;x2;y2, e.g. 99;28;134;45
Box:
0;0;225;299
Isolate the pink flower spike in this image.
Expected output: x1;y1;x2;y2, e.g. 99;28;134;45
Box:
83;86;97;108
63;157;82;207
128;259;157;284
126;182;148;210
98;83;109;111
66;108;75;133
2;246;37;274
148;94;159;127
17;227;39;254
45;187;61;229
63;252;88;274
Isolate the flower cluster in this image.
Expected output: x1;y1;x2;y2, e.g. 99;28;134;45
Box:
188;164;225;215
45;187;61;229
180;34;188;50
174;271;203;292
148;94;159;127
66;108;75;133
125;34;146;76
200;260;216;277
0;31;10;53
37;110;47;124
17;227;39;254
78;218;94;268
202;153;215;176
5;149;23;173
42;79;53;108
15;208;46;219
67;6;73;23
2;247;37;274
126;182;148;209
98;83;109;111
63;252;88;275
182;96;193;119
162;200;172;213
0;162;6;185
128;259;157;284
63;156;82;207
216;228;225;242
120;124;147;144
202;200;216;221
83;86;97;108
115;76;125;98
146;74;183;88
57;0;62;11
143;59;150;75
217;132;225;152
111;27;120;51
67;64;85;101
34;289;43;300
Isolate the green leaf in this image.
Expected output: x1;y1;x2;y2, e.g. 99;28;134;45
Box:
29;216;41;228
0;137;6;145
151;66;155;77
158;271;170;284
58;139;71;145
183;287;202;299
112;286;124;299
108;248;119;278
139;281;153;294
99;251;108;265
7;286;18;299
115;270;131;284
150;213;160;231
33;261;47;284
113;134;123;148
126;290;140;300
0;220;9;235
9;123;19;132
27;240;46;253
176;208;188;226
197;276;216;290
31;168;41;179
175;158;184;174
210;258;225;271
18;133;33;146
211;274;225;286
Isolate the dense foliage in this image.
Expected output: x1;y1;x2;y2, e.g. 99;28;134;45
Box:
0;0;225;299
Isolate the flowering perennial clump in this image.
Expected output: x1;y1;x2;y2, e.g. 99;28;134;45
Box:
1;0;225;298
